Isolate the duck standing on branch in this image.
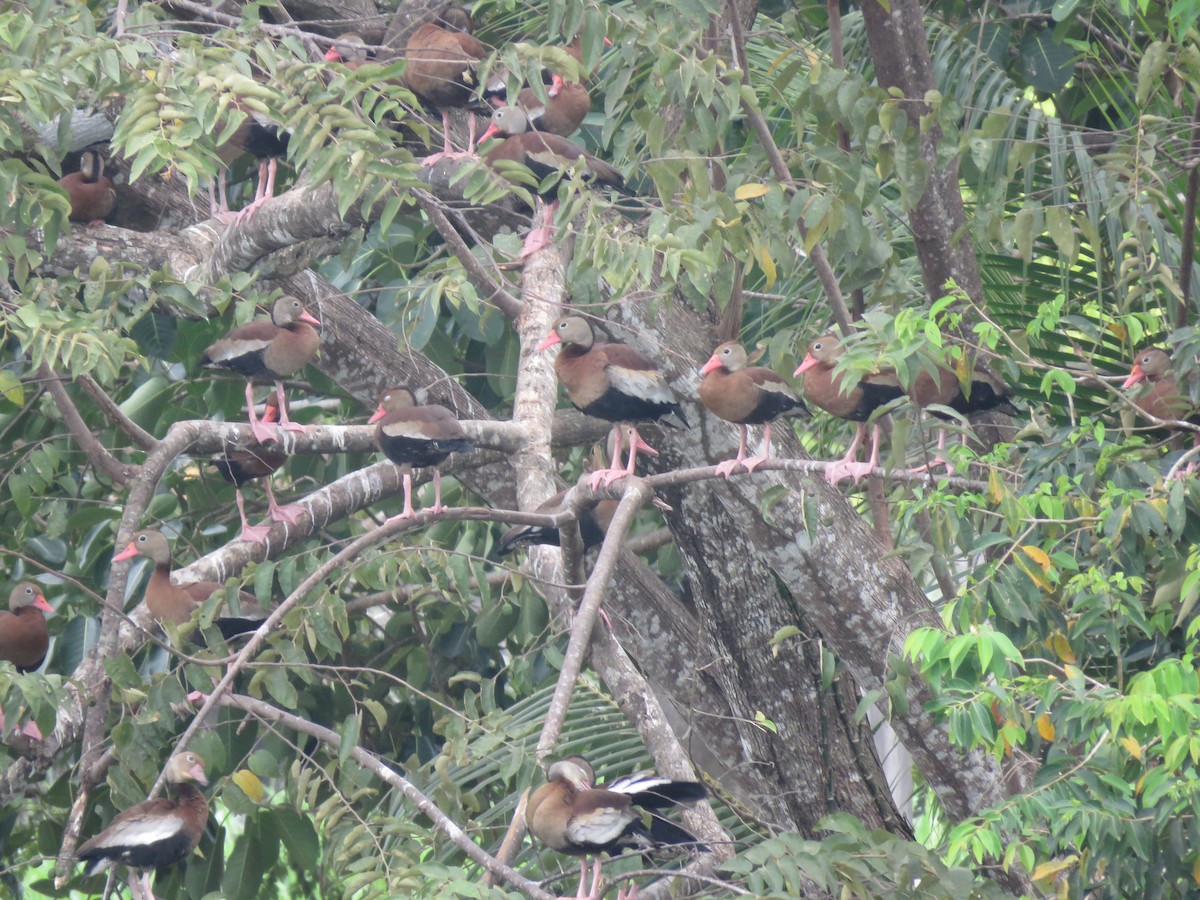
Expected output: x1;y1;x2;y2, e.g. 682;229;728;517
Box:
113;530;269;639
371;387;475;522
77;752;209;900
59;148;115;224
215;393;305;543
0;582;53;672
700;341;808;477
526;755;707;900
481;105;624;258
538;316;687;488
201;296;321;444
403;7;488;165
904;352;1018;475
795;333;904;485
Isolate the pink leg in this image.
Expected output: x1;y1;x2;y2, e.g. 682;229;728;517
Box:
715;424;750;478
465;113;478;156
519;199;559;259
429;469;445;514
587;425;624;490
824;423;867;485
247;383;279;444
421;111;470;166
274;382;307;435
612;426;658;483
838;423;883;484
743;423;776;473
234;158;278;225
908;428;954;476
584;857;604;900
234;488;273;544
384;473;417;524
265;479;306;525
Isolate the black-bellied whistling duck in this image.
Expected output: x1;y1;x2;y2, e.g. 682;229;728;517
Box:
59;149;115;224
371;387;475;521
538;316;687;488
526;756;706;900
215;393;305;543
403;7;488;165
0;582;53;673
77;752;209;900
113;530;268;638
207;96;292;224
795;333;904;485
904;353;1018;475
497;491;616;555
481;105;624;258
1124;347;1199;473
1124;348;1192;421
201;296;321;443
324;33;373;69
700;341;808;477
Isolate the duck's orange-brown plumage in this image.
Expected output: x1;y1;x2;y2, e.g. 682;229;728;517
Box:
78;752;210;897
113;530;268;638
0;583;53;673
59;149;115;223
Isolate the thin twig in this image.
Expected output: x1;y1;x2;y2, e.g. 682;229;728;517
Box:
413;190;523;321
78;375;157;450
39;367;135;484
724;0;853;334
208;692;556;899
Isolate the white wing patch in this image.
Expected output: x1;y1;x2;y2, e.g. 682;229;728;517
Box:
97;814;185;848
381;421;429;440
208;338;271;361
566;806;635;845
605;773;673;795
758;380;799;399
606;366;674;405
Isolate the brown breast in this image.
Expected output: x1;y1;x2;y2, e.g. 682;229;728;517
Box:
700;367;761;424
0;607;49;671
60;172;115;222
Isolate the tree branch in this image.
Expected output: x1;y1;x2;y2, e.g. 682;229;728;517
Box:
208;692;556;900
38;366;136;484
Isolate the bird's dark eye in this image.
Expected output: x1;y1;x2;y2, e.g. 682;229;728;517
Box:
813;342;823;351
722;348;731;356
137;534;147;543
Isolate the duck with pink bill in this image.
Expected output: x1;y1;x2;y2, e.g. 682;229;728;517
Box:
200;296;321;444
370;387;475;522
538;316;687;489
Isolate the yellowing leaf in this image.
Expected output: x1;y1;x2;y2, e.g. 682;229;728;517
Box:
1015;557;1052;592
1050;632;1076;664
1192;856;1200;884
734;183;770;200
232;769;265;802
1020;545;1052;572
1106;322;1128;341
755;243;777;288
1036;713;1055;742
1032;857;1076;882
1120;735;1142;760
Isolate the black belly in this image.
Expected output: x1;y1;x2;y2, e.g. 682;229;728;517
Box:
204;349;276;380
380;435;473;469
736;393;807;425
577;387;680;426
82;830;192;871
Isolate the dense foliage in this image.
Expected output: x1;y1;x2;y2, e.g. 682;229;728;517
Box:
3;0;1200;898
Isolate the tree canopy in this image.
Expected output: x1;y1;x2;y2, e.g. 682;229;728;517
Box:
4;0;1200;898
